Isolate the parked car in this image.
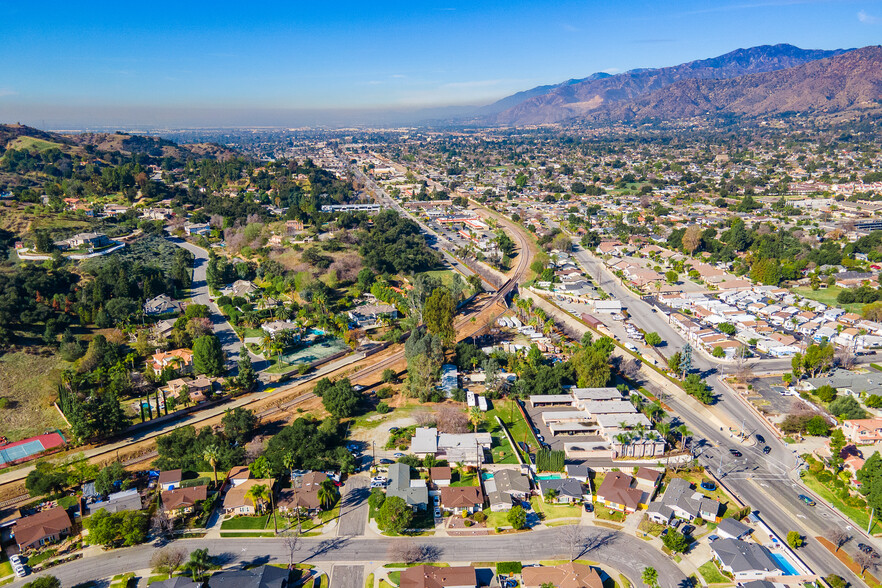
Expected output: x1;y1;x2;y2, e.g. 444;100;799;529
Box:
708;534;720;542
670;519;682;529
434;507;441;518
682;524;695;536
393;452;406;458
379;458;394;465
700;481;716;491
763;445;772;454
584;503;593;513
798;494;816;506
433;495;440;506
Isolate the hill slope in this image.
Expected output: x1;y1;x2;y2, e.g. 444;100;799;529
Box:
494;44;850;125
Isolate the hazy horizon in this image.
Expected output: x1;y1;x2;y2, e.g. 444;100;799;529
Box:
3;0;882;128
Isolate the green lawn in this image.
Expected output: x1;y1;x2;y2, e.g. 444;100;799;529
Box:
451;469;479;487
529;497;583;520
219;531;276;537
109;573;136;588
698;560;731;584
481;509;513;530
792;286;865;313
27;549;58;566
594;506;626;522
802;474;882;534
483;399;532;464
220;514;271;530
0;561;11;578
388;571;401;585
365;573;374;588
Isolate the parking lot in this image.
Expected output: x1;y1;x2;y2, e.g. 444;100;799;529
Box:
749;375;804;416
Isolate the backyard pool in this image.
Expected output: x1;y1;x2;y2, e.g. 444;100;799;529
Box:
770;553;798;575
481;473;494;481
536;473;564;481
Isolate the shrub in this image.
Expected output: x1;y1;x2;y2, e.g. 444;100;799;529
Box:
376;386;394;399
497;562;523;575
181;477;211;488
464;520;473;527
816;471;833;484
786;531;804;549
472;511;486;523
376;402;391;414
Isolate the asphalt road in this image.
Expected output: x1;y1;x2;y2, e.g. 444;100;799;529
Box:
10;528;687;588
166;236;266;375
562;242;868;582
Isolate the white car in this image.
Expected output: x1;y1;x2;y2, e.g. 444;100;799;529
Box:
12;564;27;578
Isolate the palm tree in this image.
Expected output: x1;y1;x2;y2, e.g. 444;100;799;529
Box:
203;445;221;487
317;479;338;511
677;424;692;449
656;423;671;448
468;407;485;432
186;548;212;582
283;451;297;481
246;483;269;514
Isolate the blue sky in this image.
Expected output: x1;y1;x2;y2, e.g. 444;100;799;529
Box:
1;0;881;126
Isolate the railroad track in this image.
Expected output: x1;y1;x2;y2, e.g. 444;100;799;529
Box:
0;220;533;492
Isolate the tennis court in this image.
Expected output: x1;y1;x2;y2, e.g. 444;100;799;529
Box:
0;432;66;466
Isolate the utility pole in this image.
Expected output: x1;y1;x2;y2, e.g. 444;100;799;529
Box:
718;452;723;478
869;507;875;534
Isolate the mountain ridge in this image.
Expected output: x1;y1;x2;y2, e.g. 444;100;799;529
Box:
492;43;852;125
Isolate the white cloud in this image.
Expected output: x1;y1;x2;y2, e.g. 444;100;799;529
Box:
858;9;881;23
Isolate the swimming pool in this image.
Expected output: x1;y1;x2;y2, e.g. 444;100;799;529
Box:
536;473;564;480
770;552;798;575
481;473;494;481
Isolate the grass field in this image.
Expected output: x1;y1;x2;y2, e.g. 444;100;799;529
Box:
7;137;66;153
220;514;271;530
594;506;626;522
0;351;69;441
484;399;530;464
792;286;865;313
802;474;882;535
698;560;731;584
451;469;479;487
530;497;583;520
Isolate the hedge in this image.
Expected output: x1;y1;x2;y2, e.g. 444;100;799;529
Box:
497;562;523;575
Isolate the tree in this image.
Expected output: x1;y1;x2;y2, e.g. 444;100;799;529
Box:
507;504;527;530
667;352;682;373
644;332;662;347
318;479;339;510
826;529;850;553
665;270;678;285
222;407;257;445
825;575;847;588
683;374;713;404
718;322;736;336
560;524;585;561
815;384;837;403
321;378;360;418
85;508;149;547
23;577;61;588
662;529;689;553
237;353;257;391
467;406;485;433
376;495;413;534
641;567;660;588
186;548;213;582
786;531;804;549
423;287;455;345
204;445;221;486
192;335;225;376
802;343;834;378
856;550;878;577
25;462;67;496
151;546;187;577
679;343;693;377
94;461;127;496
382;368;397;383
829;429;846;465
281;529;301;570
829;395;868;420
712;346;725;358
682;225;702;254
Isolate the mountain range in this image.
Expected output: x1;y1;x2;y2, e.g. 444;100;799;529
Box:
482;44;882;126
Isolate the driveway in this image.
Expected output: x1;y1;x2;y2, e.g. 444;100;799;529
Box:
329;565;363;588
337;474;370;537
166;236;267;375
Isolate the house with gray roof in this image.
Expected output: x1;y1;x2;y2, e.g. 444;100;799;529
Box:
646;478;721;524
710;538;784;581
86;488;142;515
538;477;584;503
206;564;288;588
717;516;753;540
386;463;428;510
486;469;531;511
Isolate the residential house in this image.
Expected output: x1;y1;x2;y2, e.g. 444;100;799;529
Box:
206;565;289;588
439;486;484;515
162;485;207;516
538;478;584;503
86;489;142;515
399;565;476;588
222;280;259;298
262;320;300;338
429;467;452;487
646;478;721;524
226;465;252;487
223;478;275;515
485;469;531;511
13;507;72;551
716;517;753;540
158;469;183;491
277;472;328;516
151;578;199;588
54;232;110;250
386;463;428;510
595;472;644;513
144;294;184;316
521;562;604;588
184;223;211;236
153;318;176;340
348;303;397;329
151;349;193;375
564;464;593;483
710;538;784;581
843;418;882;444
